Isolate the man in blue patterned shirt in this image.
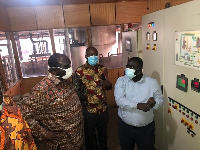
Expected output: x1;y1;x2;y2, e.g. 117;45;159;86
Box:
114;57;164;150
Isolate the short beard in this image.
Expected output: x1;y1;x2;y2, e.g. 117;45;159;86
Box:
132;73;143;82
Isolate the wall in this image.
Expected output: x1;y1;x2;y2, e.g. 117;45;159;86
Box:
0;1;147;32
147;0;192;13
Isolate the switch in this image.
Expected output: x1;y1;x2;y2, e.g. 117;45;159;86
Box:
182;112;185;115
188;124;194;130
190;117;193;121
191;134;194;138
181;118;185;123
152;44;156;51
146;44;150;50
186;115;189;118
185;122;188;126
169;103;171;106
179;110;181;113
168;108;172;113
195;120;198;124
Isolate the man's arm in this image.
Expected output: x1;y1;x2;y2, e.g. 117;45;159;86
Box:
102;69;112;90
149;80;164;110
21;92;49;140
114;77;138;110
74;73;88;107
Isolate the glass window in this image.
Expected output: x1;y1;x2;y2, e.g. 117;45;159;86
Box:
14;30;52;78
53;28;88;72
0;32;19;88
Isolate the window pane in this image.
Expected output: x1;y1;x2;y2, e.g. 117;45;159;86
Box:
14;30;52;78
0;32;19;88
53;28;88;72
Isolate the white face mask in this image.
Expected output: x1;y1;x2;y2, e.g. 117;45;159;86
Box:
62;67;73;80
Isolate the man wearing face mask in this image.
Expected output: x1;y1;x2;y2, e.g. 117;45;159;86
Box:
75;47;112;150
114;57;164;150
21;53;84;150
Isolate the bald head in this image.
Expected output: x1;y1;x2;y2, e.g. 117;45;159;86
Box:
48;53;71;69
126;57;143;70
86;47;98;57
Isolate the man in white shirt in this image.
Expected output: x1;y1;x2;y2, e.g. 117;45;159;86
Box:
114;57;164;150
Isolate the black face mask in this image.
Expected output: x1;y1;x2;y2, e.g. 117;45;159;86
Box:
132;69;143;82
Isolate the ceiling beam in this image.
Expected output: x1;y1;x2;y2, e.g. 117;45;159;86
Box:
0;0;147;7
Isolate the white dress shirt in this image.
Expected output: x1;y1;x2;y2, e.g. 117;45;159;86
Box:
114;75;164;127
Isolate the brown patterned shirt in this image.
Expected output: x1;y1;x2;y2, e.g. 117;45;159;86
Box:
75;63;108;114
21;73;84;150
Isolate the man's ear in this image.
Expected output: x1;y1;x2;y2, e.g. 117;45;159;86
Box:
85;55;88;61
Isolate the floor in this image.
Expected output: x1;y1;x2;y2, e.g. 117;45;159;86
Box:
35;107;121;150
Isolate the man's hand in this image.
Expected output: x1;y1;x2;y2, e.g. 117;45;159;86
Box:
102;80;112;90
44;130;54;140
147;97;156;109
137;103;150;112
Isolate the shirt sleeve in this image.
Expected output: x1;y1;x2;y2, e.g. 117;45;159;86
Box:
74;72;88;107
21;92;47;140
152;80;164;110
114;77;138;110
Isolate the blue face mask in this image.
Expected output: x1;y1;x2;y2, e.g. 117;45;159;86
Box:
88;56;98;66
125;68;136;79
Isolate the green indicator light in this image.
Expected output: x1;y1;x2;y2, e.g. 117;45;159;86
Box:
179;105;181;108
187;109;189;113
183;107;185;111
172;101;174;104
195;115;198;119
191;113;193;116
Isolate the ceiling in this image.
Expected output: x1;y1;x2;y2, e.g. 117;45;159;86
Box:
0;0;147;7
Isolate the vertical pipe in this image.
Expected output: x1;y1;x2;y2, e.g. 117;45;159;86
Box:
7;33;20;83
64;28;72;61
49;29;56;54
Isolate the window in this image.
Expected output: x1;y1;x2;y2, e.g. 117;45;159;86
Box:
0;32;19;88
14;30;52;78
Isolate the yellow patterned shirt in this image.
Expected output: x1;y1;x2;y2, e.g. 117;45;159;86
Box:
0;96;37;150
75;63;108;114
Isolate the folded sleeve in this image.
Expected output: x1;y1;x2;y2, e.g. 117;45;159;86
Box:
152;80;164;110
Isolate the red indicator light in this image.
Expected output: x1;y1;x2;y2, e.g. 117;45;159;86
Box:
182;79;185;84
194;82;199;88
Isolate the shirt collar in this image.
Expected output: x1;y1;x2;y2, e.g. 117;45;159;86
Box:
47;72;61;85
84;62;100;69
